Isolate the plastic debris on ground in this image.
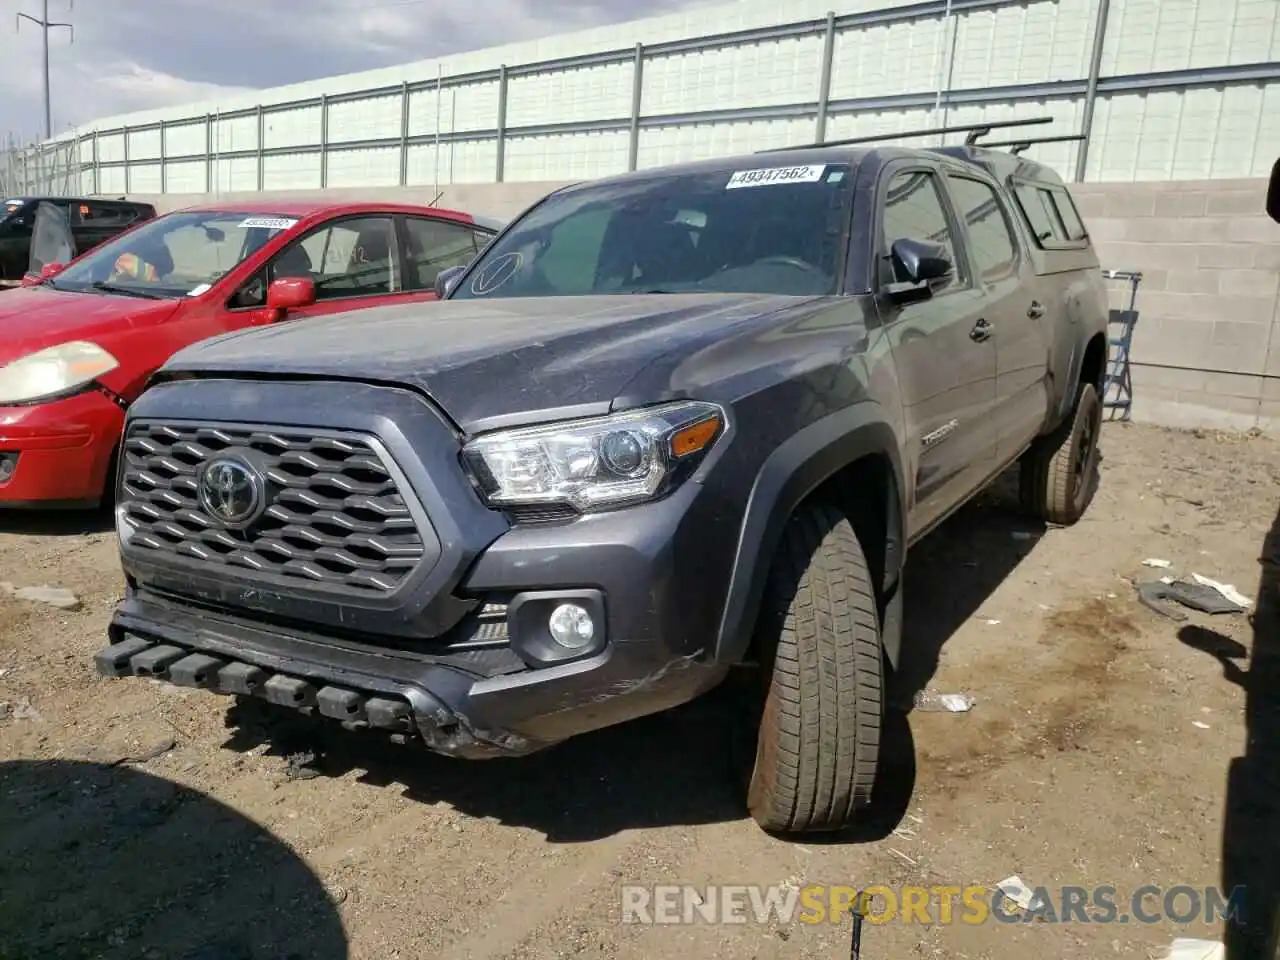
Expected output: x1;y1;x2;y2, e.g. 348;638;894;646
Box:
0;697;41;722
1189;573;1252;608
1135;579;1248;621
1160;939;1224;960
913;691;975;713
0;581;81;610
994;876;1043;912
1142;558;1173;568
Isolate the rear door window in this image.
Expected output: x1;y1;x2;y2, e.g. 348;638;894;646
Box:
402;216;487;290
945;175;1019;282
79;202;136;227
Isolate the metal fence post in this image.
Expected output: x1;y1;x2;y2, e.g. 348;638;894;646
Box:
122;125;130;196
204;114;213;194
92;130;100;195
159;123;168;194
319;95;329;189
495;64;509;183
256;105;265;191
628;43;645;171
399;80;410;186
815;11;837;143
1075;0;1111;182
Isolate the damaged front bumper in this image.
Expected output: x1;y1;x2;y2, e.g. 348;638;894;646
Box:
99;592;728;758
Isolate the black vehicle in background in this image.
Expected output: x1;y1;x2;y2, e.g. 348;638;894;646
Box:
0;196;157;284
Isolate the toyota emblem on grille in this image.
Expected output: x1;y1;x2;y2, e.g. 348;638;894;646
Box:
198;458;263;525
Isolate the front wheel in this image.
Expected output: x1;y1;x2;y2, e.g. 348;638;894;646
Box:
745;503;884;834
1019;381;1103;525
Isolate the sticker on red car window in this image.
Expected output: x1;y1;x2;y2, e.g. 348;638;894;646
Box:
239;217;298;230
725;165;827;189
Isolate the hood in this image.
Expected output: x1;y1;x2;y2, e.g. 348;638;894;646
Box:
164;293;812;430
0;286;181;362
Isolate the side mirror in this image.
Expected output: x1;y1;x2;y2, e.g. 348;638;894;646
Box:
266;276;316;314
1267;158;1280;223
884;238;952;303
21;261;66;286
434;265;466;299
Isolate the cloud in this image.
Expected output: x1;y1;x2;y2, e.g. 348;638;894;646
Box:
0;0;714;141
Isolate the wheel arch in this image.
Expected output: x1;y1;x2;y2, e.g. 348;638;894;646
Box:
713;402;907;668
1055;329;1108;423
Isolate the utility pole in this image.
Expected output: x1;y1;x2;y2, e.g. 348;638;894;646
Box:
16;1;74;141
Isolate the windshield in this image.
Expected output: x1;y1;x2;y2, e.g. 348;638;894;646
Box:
450;161;853;301
49;209;300;298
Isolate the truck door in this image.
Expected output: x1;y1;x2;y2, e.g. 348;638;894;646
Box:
875;164;999;539
942;172;1051;464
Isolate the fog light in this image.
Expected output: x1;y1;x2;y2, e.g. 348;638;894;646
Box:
0;452;17;485
548;603;595;649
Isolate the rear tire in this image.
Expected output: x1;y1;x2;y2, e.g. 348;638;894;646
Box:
1019;381;1103;525
746;503;884;834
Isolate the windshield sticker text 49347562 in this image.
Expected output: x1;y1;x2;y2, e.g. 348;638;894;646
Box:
725;165;827;190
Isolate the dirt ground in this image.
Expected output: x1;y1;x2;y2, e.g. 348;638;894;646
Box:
0;421;1277;960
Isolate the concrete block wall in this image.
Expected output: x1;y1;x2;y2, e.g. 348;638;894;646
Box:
1069;178;1280;433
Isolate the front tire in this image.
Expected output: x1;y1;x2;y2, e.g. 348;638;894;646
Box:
1019;381;1103;525
746;503;884;834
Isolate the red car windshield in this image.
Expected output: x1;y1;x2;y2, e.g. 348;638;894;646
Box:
49;210;299;299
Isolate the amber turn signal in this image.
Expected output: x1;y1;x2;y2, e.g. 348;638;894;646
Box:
670;414;722;458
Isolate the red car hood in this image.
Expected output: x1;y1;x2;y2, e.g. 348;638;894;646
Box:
0;286;181;364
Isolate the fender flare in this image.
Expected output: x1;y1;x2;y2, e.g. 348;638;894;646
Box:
1055;327;1108;424
713;402;907;666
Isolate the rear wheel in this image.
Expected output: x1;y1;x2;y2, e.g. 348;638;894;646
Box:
745;503;883;834
1019;382;1103;525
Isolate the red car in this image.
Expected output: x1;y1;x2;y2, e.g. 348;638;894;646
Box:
0;199;501;508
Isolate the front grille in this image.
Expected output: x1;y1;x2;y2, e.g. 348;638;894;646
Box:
120;422;427;594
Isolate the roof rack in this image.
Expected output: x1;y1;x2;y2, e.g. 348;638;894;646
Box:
972;133;1086;156
761;116;1053;153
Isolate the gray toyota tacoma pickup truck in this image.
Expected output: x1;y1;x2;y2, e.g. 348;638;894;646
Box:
96;132;1109;834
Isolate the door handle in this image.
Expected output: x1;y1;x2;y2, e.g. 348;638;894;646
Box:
969;319;993;342
1027;301;1046;319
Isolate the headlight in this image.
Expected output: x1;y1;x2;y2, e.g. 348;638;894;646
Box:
462;401;725;512
0;341;119;404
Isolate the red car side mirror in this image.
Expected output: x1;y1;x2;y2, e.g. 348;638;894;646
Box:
267;276;316;313
21;261;66;286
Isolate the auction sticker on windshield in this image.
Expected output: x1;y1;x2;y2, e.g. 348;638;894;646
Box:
725;165;827;189
239;217;298;230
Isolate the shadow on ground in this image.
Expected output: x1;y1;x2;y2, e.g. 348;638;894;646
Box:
1182;503;1280;958
219;467;1040;845
0;504;112;537
892;467;1046;703
0;759;347;960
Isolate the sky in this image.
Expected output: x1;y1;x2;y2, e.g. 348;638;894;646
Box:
2;0;714;142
